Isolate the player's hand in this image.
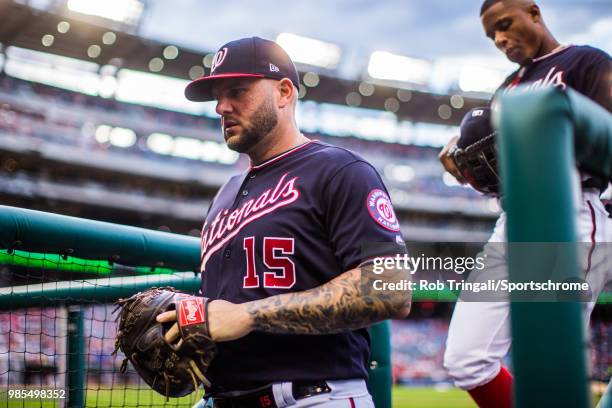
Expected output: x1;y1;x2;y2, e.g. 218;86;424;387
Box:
438;135;466;184
156;310;181;346
157;300;253;343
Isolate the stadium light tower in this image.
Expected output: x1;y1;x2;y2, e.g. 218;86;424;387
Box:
367;51;431;88
276;33;341;70
49;0;147;34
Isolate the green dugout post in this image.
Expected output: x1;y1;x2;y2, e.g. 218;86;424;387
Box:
67;306;85;408
368;321;392;408
498;88;612;408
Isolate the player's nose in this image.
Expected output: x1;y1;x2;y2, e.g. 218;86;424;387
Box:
494;32;508;50
215;97;233;116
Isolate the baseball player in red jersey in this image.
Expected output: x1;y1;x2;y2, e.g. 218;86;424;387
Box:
157;37;412;407
439;1;612;408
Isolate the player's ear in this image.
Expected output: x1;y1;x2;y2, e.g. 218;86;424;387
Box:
276;78;295;109
528;4;541;22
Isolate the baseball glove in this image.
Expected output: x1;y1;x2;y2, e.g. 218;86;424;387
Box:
451;132;500;196
451;107;500;196
113;287;217;399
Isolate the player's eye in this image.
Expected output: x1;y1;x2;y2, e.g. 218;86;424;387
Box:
229;88;246;98
497;18;511;31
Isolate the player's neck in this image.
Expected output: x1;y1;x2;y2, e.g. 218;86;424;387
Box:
535;33;560;60
248;126;308;166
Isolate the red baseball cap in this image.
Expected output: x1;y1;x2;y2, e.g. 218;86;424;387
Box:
185;37;300;102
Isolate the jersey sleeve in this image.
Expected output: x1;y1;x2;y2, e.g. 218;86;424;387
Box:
322;160;408;271
578;50;611;111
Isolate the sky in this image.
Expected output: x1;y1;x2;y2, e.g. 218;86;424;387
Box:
140;0;612;80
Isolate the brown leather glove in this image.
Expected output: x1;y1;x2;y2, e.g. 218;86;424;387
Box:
113;287;217;399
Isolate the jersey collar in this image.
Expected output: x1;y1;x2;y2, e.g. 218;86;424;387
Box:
532;44;572;63
513;45;572;85
250;139;317;170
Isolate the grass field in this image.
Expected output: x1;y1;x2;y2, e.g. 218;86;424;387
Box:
1;385;605;407
393;386;474;407
2;386;474;407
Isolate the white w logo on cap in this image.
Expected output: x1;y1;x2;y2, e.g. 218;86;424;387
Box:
211;47;228;73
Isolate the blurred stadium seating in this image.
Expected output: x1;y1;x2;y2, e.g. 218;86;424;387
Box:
0;73;498;241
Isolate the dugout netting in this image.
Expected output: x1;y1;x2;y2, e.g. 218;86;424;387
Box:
0;248;202;408
0;204;204;407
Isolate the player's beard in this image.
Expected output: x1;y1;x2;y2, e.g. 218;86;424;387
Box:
226;97;278;154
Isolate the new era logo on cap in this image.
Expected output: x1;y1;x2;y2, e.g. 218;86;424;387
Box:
185;37;300;102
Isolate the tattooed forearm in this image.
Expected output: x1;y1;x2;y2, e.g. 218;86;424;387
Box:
246;263;411;335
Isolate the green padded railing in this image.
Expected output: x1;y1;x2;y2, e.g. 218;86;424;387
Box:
0;205;201;271
498;87;612;408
